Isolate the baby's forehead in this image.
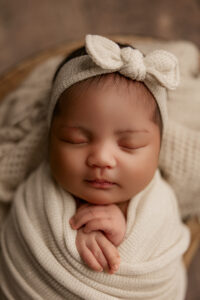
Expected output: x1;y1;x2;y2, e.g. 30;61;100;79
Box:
52;73;161;135
59;73;155;107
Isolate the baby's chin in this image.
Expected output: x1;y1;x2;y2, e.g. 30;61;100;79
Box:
81;197;113;206
70;192;115;206
74;192;129;206
85;199;114;205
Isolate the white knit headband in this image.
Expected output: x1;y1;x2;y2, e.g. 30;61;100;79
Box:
48;34;180;129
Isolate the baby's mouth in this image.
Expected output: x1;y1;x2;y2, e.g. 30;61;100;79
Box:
85;179;116;189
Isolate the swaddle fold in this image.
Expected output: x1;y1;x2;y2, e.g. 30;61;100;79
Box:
0;162;190;300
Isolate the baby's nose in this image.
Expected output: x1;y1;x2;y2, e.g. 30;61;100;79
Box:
86;143;116;169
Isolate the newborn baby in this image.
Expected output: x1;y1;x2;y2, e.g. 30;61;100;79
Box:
0;35;190;300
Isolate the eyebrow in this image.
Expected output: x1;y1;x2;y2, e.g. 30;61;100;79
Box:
115;129;149;135
59;125;149;135
59;125;88;131
59;125;90;136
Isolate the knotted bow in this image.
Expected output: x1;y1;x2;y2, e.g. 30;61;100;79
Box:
86;35;179;90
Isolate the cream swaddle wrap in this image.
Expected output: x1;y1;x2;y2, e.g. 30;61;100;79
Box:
1;162;190;300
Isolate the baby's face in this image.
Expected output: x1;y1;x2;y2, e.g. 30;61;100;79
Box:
49;75;161;205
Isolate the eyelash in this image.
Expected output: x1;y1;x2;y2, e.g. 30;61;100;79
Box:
120;145;140;151
61;139;87;145
61;138;142;151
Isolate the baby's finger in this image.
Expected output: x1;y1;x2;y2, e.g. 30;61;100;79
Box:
76;203;90;212
89;238;109;271
96;235;120;274
70;205;107;229
83;219;121;245
70;204;89;227
78;244;103;272
83;218;112;234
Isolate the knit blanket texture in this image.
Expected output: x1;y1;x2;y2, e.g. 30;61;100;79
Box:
0;39;199;231
0;162;190;300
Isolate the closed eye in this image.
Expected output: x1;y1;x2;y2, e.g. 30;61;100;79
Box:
120;145;138;150
120;145;144;151
118;140;148;151
60;138;88;145
58;129;89;145
118;135;148;151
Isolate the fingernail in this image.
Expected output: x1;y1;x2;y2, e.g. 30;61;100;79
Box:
112;264;119;271
107;264;119;275
97;267;103;272
108;269;116;275
69;219;76;229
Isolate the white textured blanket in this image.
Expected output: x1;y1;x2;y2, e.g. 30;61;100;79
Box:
0;162;190;300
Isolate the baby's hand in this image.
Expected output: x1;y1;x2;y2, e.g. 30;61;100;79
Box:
70;203;126;246
76;227;120;274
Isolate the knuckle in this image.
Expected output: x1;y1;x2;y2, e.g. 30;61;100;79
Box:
85;221;96;232
98;218;105;227
93;249;101;259
88;206;97;218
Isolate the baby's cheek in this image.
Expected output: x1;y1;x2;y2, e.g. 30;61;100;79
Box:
122;153;155;195
61;149;85;170
53;149;85;185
